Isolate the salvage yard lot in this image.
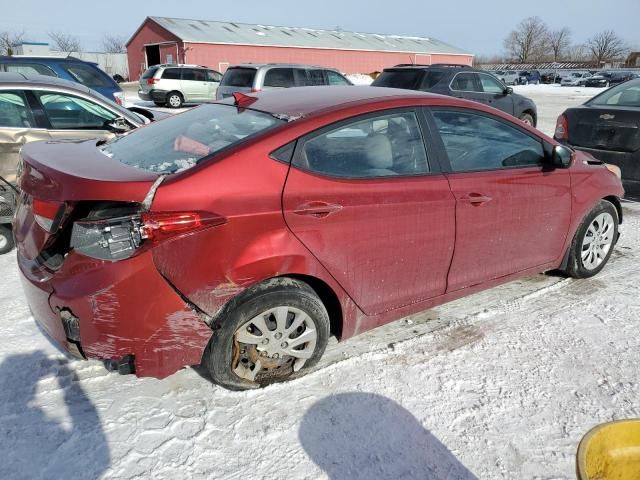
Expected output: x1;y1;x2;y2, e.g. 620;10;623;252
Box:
1;86;639;479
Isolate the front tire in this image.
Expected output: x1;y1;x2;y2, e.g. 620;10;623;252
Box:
204;278;330;391
563;200;618;279
519;113;535;126
0;225;14;255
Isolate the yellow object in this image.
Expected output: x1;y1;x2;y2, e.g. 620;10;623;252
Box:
605;163;622;180
577;419;640;480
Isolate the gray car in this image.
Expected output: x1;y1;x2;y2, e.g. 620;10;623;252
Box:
216;63;352;100
138;64;223;108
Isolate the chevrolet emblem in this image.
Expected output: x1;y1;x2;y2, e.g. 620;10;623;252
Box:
600;113;615;120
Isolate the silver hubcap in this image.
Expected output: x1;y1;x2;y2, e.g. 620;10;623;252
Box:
581;212;615;270
169;95;181;107
233;306;317;382
522;117;532;125
0;234;7;249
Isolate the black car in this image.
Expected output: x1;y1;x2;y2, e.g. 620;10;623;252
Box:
372;64;538;126
585;71;635;88
555;78;640;192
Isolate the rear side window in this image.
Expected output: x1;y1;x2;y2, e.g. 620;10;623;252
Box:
63;63;112;88
220;68;256;87
3;63;57;77
161;68;181;80
141;67;159;79
100;104;284;174
264;68;295;88
372;70;424;89
450;73;479;92
307;69;326;86
35;91;118;130
207;70;222;82
0;91;35;128
296;111;429;178
182;69;207;81
432;110;544;172
419;71;444;89
326;71;350;85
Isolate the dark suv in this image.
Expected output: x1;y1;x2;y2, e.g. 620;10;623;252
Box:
372;64;537;126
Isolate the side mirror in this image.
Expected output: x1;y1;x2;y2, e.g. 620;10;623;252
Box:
104;117;131;133
504;87;513;95
551;145;572;168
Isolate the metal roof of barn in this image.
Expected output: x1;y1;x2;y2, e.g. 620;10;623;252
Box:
140;16;470;56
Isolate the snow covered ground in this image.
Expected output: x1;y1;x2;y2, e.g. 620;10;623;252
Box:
2;84;637;479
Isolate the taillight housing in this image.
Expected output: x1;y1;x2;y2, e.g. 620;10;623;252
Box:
147;78;160;85
70;211;225;261
113;91;124;106
32;198;65;233
555;113;568;141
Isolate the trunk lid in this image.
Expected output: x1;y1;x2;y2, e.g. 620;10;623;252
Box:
566;105;640;152
15;139;158;261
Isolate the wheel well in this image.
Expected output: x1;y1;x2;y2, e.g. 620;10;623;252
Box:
283;274;343;340
603;195;623;224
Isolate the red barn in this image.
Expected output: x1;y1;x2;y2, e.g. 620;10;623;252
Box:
126;16;473;81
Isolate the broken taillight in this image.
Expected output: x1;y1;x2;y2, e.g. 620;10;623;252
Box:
70;211;226;261
32;198;65;233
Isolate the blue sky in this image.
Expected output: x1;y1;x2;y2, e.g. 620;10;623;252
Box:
2;0;638;55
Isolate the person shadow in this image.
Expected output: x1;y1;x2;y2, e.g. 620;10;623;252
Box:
0;350;110;480
299;392;477;480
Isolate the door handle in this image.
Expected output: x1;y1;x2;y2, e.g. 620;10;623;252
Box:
293;201;343;218
459;193;492;205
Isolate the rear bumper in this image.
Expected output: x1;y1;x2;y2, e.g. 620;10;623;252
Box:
18;250;213;379
571;146;640;184
138;89;169;103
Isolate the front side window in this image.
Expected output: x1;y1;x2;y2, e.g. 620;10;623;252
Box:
3;63;57;77
0;91;35;128
432;110;544;172
326;71;350;86
36;91;118;130
62;64;111;88
478;74;505;94
295;111;429;178
100;104;284;174
590;82;640;107
207;70;222;82
450;73;479;92
264;68;295;88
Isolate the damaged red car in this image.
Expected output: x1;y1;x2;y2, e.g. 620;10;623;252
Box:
15;86;624;390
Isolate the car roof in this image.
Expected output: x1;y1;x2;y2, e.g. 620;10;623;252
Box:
228;63;340;71
0;55;88;64
219;85;444;117
0;71;92;93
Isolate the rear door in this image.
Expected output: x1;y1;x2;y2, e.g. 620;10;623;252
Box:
180;68;209;102
282;108;456;315
0;90;46;183
206;70;222;100
427;108;572;291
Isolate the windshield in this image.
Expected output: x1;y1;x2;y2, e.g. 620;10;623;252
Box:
99;104;284;173
588;80;640;108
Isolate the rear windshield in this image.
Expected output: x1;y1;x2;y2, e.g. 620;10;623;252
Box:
372;70;425;89
62;63;113;88
142;67;159;79
220;68;256;87
588;80;640;107
99;104;284;173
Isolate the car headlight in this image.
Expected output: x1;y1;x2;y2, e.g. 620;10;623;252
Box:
605;163;622;179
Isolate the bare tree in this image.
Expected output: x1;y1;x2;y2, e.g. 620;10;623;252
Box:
101;34;126;53
503;17;550;63
48;31;82;52
587;30;628;64
547;28;571;62
0;29;25;55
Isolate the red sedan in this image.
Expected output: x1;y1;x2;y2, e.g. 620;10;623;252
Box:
14;86;624;390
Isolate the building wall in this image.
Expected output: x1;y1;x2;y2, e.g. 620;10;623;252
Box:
127;19;183;81
184;43;473;75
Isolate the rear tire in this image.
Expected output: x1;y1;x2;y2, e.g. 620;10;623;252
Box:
519;113;535;126
562;200;618;279
204;278;330;391
0;225;14;255
166;91;183;108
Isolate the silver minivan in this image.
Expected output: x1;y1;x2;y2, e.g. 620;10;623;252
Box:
138;64;223;108
216;64;352;99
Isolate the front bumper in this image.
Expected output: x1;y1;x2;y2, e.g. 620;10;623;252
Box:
18;249;213;379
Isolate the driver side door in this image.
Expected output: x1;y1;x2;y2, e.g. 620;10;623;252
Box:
427;108;572;291
31;90;120;143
